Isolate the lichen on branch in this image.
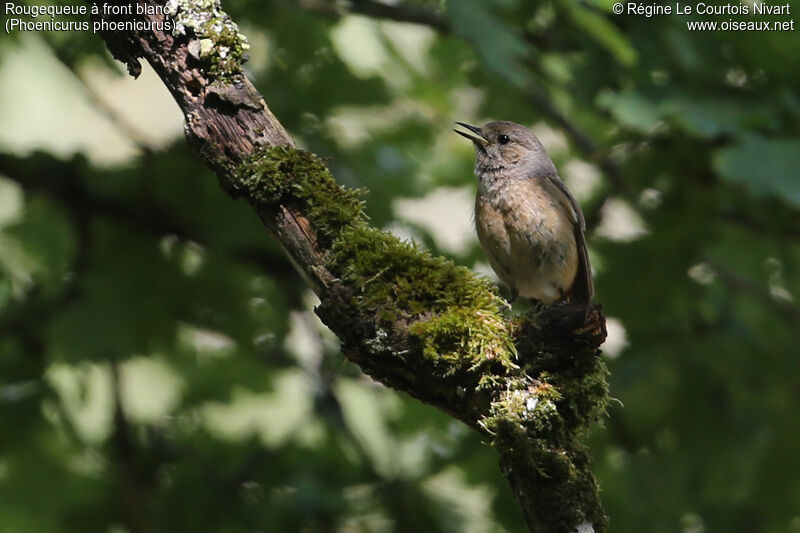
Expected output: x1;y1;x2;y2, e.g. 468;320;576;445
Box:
166;0;250;81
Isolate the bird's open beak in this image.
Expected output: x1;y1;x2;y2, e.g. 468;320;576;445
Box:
453;122;489;145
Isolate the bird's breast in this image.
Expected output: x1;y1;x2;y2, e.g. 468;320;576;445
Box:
475;178;578;301
476;179;566;245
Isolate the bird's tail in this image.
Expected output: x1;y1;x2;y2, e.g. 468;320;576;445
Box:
571;231;594;303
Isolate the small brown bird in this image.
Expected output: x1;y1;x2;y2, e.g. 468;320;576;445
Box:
455;121;593;304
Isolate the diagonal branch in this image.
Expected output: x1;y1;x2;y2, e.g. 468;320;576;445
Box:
84;1;610;531
0;151;301;286
702;254;800;324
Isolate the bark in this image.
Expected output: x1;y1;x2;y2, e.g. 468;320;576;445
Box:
85;2;610;531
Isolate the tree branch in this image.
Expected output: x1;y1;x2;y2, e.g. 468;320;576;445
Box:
109;361;147;533
84;2;610;531
0;150;301;287
337;0;450;32
702;255;800;325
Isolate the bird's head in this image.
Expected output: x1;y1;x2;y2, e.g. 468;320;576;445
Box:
454;120;556;178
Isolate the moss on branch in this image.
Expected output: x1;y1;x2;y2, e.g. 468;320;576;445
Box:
237;146;517;374
236;146;609;531
483;372;609;531
236;148;610;531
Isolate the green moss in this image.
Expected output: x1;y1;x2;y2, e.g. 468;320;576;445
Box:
239;146;365;246
479;351;609;530
237;146;516;371
331;225;516;370
486;376;607;531
481;377;563;437
167;0;250;81
547;359;610;431
501;440;606;532
511;306;611;432
357;236;515;368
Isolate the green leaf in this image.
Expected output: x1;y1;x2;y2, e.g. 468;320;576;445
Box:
446;0;530;88
46;221;183;361
713;136;800;207
597;90;660;132
662;97;776;138
566;3;637;67
4;196;75;289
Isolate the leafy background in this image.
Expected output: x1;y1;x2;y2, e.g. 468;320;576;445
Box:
1;0;799;531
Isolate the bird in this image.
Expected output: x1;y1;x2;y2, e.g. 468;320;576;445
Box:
454;120;593;304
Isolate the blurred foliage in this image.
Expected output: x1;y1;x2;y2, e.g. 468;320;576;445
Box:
1;0;799;532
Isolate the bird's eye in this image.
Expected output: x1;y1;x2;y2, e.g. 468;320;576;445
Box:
497;134;510;145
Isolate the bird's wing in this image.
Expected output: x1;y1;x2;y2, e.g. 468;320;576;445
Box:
540;174;594;302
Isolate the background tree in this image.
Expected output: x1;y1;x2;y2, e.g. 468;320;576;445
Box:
0;1;798;532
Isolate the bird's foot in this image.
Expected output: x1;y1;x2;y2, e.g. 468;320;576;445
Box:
497;286;517;311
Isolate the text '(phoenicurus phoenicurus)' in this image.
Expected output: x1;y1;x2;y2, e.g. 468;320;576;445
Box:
455;121;593;304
